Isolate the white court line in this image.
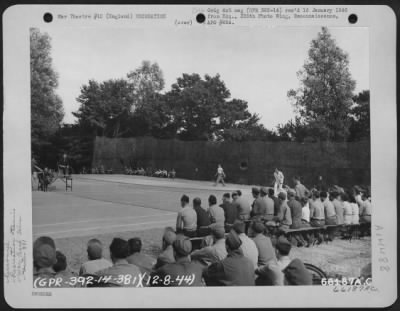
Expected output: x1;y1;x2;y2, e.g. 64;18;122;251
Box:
33;212;176;228
34;219;175;236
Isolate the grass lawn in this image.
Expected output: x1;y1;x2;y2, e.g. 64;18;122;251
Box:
55;227;371;279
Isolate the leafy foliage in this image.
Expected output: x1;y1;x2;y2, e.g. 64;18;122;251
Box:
166;73;230;140
276;117;315;142
127;61;165;111
73;79;134;137
288;27;356;142
31;28;64;153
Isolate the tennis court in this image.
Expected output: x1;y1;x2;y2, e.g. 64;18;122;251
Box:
32;174;255;239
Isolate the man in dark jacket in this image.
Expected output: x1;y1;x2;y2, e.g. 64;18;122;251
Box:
151;236;204;287
250;187;267;219
268;188;280;216
287;191;303;229
220;193;238;232
203;230;255;286
193;197;212;237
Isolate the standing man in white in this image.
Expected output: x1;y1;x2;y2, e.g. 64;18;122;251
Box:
214;164;226;187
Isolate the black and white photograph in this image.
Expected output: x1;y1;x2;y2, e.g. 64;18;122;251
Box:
3;4;397;308
30;23;373;287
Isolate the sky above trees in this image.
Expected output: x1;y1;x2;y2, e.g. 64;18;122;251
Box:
41;26;368;129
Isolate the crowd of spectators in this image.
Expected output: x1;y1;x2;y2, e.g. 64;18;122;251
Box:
124;166;176;179
33;176;372;288
33;225;314;288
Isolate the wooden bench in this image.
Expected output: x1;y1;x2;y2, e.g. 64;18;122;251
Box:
281;226;322;235
280;226;327;247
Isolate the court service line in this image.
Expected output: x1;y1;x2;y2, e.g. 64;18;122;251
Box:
76;176;240;193
54;192;181;214
34;219;175;236
33;212;176;228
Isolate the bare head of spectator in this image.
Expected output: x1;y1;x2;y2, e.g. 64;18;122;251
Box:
293;176;301;184
268;188;275;197
341;192;349;202
172;236;192;260
162;227;177;250
275;236;292;259
320;191;328;201
361;192;369;201
193;197;202;208
87;239;104;261
225;230;242;252
353;185;362;195
278;192;287;202
109;238;130;263
232;191;239;201
287;190;296;200
236;190;242;196
233;220;246;235
208;194;217;207
128;237;142;255
222;193;231;203
311;189;320;200
330;191;339;201
348;192;357;204
180;194;189;208
260;187;268;197
251;221;265;236
33;236;57;270
53;250;67;273
251;187;260;198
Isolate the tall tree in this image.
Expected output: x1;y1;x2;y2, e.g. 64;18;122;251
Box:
167;73;231;140
127;61;165;111
287;27;356;142
73;79;134;137
30;28;64;151
130;93;178;138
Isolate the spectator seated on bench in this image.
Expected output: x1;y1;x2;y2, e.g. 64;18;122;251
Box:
274;192;292;231
203;230;255;286
79;239;112;276
190;226;227;268
95;238;142;287
151;236;205;287
154;227;176;270
232;220;258;270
